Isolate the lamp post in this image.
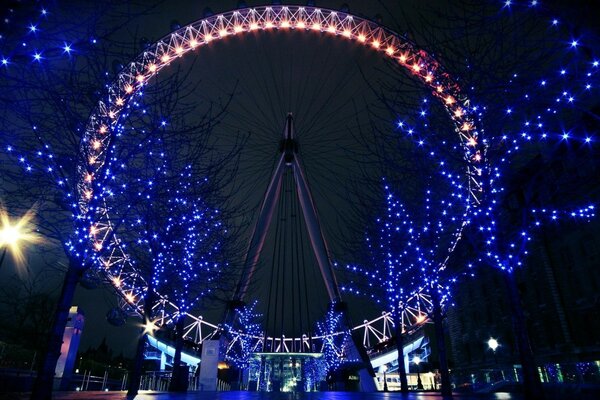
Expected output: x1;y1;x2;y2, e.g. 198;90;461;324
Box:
413;356;424;390
487;338;505;380
0;207;38;269
381;365;388;392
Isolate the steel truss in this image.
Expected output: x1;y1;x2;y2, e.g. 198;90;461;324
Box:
78;4;479;353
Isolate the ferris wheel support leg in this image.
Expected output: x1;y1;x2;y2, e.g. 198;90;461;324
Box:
292;161;342;303
233;155;286;304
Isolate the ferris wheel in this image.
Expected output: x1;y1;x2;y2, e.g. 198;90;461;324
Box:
78;5;482;355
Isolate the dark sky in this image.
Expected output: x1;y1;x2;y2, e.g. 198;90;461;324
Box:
1;0;594;358
70;0;440;356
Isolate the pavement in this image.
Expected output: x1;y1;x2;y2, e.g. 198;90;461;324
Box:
0;391;525;400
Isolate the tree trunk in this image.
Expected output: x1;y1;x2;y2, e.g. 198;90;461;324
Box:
168;315;186;392
31;259;82;400
504;271;544;400
127;285;156;398
393;311;409;393
431;288;452;397
126;332;147;399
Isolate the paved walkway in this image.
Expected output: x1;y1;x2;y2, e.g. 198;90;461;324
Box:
2;388;598;400
0;391;523;400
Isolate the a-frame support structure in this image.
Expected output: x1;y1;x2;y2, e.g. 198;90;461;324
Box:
229;114;376;391
233;113;342;304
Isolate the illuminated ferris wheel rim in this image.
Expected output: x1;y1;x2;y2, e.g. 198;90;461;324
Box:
78;4;482;346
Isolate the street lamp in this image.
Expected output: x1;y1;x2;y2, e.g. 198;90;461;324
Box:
413;356;424;390
381;365;388;392
0;207;40;269
487;337;505;380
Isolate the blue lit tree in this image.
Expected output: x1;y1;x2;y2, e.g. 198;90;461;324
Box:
0;4;235;397
316;302;354;375
224;301;263;370
342;173;466;395
384;3;600;399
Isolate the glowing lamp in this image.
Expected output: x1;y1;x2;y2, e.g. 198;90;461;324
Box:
358;34;366;42
372;40;380;48
487;338;499;351
234;25;243;33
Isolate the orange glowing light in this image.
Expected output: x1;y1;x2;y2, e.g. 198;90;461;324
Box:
148;63;157;72
175;46;184;55
412;63;421;72
425;74;433;82
342;29;351;38
327;25;336;33
250;22;259;30
297;21;306;29
115;97;124;106
0;206;42;267
190;39;198;47
386;47;394;55
160;54;170;63
93;242;103;251
219;29;229;36
136;75;144;83
124;84;133;94
357;33;366;42
372;40;380;48
281;20;290;28
234;25;243;33
99;125;107;134
445;96;455;105
311;23;321;30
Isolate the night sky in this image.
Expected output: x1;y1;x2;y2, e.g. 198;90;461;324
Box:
1;0;597;359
